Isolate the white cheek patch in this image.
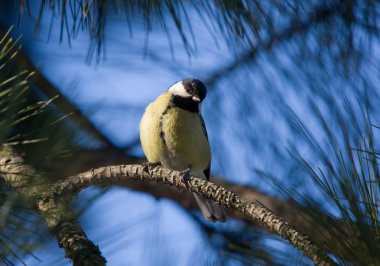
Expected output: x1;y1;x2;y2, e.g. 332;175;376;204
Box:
168;81;191;98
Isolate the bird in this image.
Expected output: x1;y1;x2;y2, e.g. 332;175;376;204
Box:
139;78;226;222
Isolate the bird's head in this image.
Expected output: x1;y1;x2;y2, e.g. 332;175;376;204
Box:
168;78;207;103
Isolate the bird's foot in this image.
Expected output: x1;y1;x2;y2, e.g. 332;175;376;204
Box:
142;162;161;175
180;168;192;183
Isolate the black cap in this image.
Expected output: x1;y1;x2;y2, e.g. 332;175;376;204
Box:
181;78;207;101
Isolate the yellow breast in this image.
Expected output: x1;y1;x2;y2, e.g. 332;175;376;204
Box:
139;92;170;163
162;106;211;172
139;92;211;172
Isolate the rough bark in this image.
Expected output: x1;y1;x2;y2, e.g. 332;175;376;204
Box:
115;175;346;254
56;147;345;257
0;145;337;265
39;201;106;266
48;164;334;266
0;146;106;266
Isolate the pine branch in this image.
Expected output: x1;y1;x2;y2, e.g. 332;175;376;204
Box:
0;145;334;265
0;144;345;264
46;163;335;266
0;146;106;266
115;171;348;254
51;147;349;258
39;201;106;266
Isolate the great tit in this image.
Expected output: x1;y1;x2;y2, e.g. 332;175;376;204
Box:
139;78;226;222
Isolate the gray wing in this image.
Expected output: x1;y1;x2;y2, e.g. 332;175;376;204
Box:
199;114;211;180
199;114;208;140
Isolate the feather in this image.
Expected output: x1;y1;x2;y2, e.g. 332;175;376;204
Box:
140;90;226;222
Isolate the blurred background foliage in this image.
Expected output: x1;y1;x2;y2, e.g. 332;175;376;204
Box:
0;0;379;265
0;27;58;265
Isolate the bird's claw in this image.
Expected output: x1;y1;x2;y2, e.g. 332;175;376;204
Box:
142;162;161;175
180;168;192;183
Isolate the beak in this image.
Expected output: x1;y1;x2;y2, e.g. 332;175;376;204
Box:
192;95;201;102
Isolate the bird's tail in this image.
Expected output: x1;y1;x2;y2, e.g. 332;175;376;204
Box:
193;193;226;222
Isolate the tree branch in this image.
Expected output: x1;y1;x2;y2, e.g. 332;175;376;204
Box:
114;173;348;253
54;148;348;258
39;200;106;266
0;146;106;266
49;164;334;266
